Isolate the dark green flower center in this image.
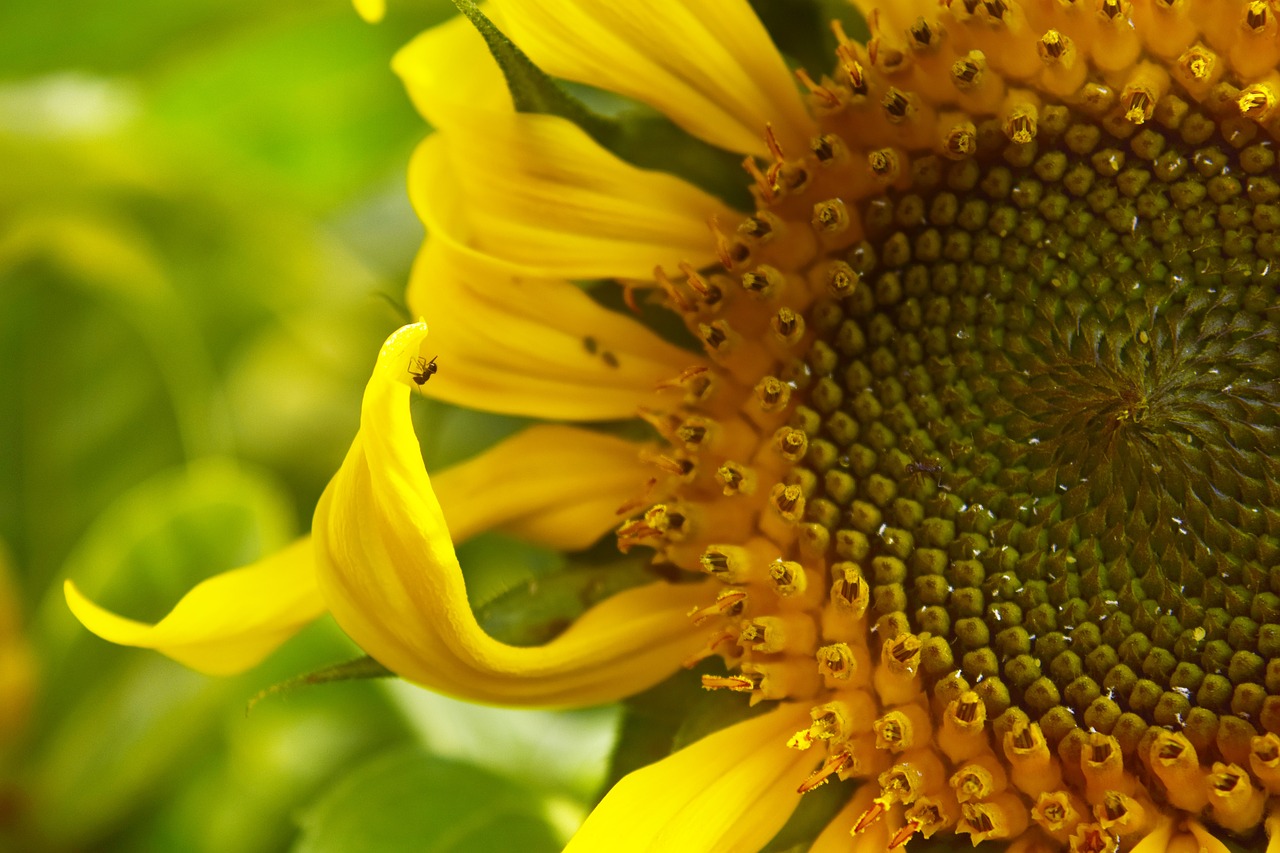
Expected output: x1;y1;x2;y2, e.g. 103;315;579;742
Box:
798;99;1279;759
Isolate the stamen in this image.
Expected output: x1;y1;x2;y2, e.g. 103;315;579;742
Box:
942;122;977;159
825;260;860;298
812;198;850;235
1033;790;1083;836
742;156;776;202
770;307;806;346
868;147;903;183
881;88;914;123
798;749;855;793
687;589;747;625
715;461;757;496
1068;823;1118;853
752;376;791;414
830;562;870;617
795;68;841;109
816;642;857;680
700;673;760;693
1208;761;1267;834
682;629;737;668
1149;731;1209;812
767;558;807;597
741;265;784;298
699;544;753;583
773;426;809;462
959;792;1030;842
950;51;985;91
810;133;846;164
768;482;806;523
1239;83;1277;123
614;476;659;516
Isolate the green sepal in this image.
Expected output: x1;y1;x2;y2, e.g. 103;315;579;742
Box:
748;0;868;73
450;0;751;209
247;655;394;712
475;556;657;647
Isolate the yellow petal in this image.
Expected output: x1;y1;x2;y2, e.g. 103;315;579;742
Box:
352;0;385;23
433;424;649;550
565;703;811;852
489;0;814;156
64;537;324;676
393;7;512;127
409;119;736;281
407;239;699;420
313;322;712;706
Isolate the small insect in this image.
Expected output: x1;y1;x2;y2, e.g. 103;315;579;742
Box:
408;355;438;385
906;459;946;489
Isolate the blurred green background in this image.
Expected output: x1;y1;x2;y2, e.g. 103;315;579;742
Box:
0;0;617;850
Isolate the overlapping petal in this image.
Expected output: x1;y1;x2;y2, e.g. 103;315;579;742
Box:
312;322;712;706
564;703;812;852
407;238;699;420
409;119;734;281
489;0;814;155
433;423;650;551
64;538;323;676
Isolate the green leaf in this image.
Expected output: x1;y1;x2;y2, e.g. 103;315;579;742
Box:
451;0;750;209
294;748;561;853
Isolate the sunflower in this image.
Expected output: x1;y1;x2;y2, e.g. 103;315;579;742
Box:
67;0;1280;850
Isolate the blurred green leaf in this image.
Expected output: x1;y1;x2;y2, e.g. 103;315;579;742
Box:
295;748;561;853
747;0;868;72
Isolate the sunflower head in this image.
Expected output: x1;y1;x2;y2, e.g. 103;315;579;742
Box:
609;0;1279;848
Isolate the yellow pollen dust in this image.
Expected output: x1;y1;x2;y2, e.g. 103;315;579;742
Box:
614;0;1280;848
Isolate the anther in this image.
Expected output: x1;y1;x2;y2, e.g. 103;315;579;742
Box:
1004;103;1038;144
1239;83;1277;122
868;148;903;182
959;793;1030;842
767;558;807;597
770;308;805;346
873;710;915;752
699;545;752;583
816;643;857;680
1094;790;1145;835
753;376;791;412
903;796;958;841
942;123;977;159
825;260;859;298
1250;733;1280;793
812;198;850;234
830;562;870;616
881;88;913;122
798;750;855;793
739;616;788;653
1033;790;1083;836
741;265;783;298
1098;0;1124;20
908;17;941;50
675;416;714;451
951;51;985;90
716;461;757;496
810;133;845;164
884;632;922;675
774;426;808;462
1039;29;1069;61
1176;45;1217;84
1122;89;1154;125
1246;1;1268;31
769;482;805;522
836;47;868;96
687;589;747;625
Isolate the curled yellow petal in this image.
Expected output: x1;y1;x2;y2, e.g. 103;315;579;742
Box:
313;322;711;706
565;703;811;852
433;424;650;551
64;537;324;676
